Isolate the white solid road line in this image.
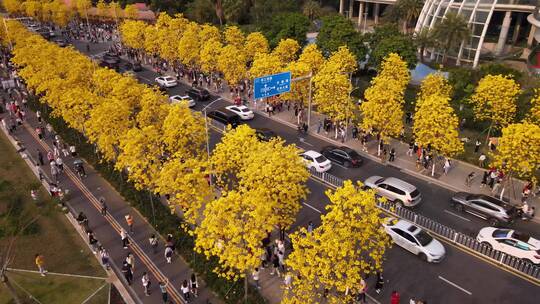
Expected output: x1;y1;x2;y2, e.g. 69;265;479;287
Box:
303;202;322;214
444;209;471;222
298;137;313;146
438;276;473;295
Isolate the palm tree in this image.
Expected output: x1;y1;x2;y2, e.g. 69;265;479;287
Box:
302;0;322;22
433;12;471;64
396;0;424;33
414;27;436;62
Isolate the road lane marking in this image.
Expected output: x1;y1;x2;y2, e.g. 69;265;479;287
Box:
298;137;313;146
438;276;472;295
444;209;471;222
303;202;322;213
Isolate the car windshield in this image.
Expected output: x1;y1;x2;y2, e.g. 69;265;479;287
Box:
315;155;328;163
164;77;173;81
510;231;530;242
415;230;433;246
375;177;385;185
348;150;360;158
240;108;250;112
410;189;420;198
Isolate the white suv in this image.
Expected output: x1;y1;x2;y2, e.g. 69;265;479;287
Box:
477;227;540;265
384;218;445;263
364;176;422;207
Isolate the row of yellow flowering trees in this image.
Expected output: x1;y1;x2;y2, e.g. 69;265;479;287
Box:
3;0;140;27
1;19;393;302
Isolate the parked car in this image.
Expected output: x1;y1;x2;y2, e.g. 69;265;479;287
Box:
477;227;540;265
300;150;332;173
225;105;254;120
155;76;177;88
170;95;195;108
255;128;277;142
451;192;519;226
384;218;446;263
186;87;210;101
102;53;120;64
320;145;363;168
364;176;422;208
206;109;240;128
99;58;119;70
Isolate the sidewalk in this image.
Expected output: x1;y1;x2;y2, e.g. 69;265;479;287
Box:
1;101;222;304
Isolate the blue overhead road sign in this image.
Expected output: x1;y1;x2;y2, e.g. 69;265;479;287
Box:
254;71;291;99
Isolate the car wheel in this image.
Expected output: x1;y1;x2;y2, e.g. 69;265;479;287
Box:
395;200;404;209
488;218;499;227
343;161;351;168
418;253;428;262
480;242;492;249
454;203;464;212
522;259;533;265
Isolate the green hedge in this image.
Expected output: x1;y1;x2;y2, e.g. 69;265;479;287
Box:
27;98;266;304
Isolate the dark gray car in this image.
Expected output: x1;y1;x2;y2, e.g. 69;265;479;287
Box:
451;192;519;226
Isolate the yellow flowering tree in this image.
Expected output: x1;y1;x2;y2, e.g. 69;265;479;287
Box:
217;45;246;87
3;0;23;14
178;22;201;68
284;181;391;304
298;44;325;74
312;47;358;123
162;104;206;160
223;25;245;49
361;53;409;142
249;53;283;79
120;20;147;50
157;158;212;226
199;24;221;42
123;4;139;19
272;38;300;64
244;32;269;62
417;73;453;102
490;123;540;182
525;89;540;126
200;39;223;74
413;94;463;158
470;74;521;140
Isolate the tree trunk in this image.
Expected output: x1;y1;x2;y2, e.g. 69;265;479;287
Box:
486;122;493;148
244;274;248;304
420;46;425;62
1;272;23;304
148;191;156;226
215;1;224;26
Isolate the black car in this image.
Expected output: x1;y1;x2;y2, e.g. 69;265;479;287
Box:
320;145;363;168
255;128;277;142
99;58;120;70
102;54;120;64
207;109;240;128
126;61;142;72
53;38;67;47
186;87;210;101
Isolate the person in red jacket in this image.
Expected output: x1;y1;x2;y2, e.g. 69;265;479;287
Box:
391;290;400;304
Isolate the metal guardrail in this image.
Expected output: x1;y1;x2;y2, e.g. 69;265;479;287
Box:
311;169;540;281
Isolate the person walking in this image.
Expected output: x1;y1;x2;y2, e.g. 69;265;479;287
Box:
356;278;367;303
164;245;173;264
391;290;401;304
389;148;396;162
375;272;384;294
142;272;151;296
99;197;107;216
88;230;99;254
149;234;158;254
99;247;110;270
37;150;44;166
56;156;63;172
35;253;47;276
159;280;169;303
190;273;198;297
478;153;486;168
121;229;129;249
121;262;133;285
443;159;451;175
125;214;134;234
181;280;190;302
474;139;481;153
307;221;314;233
283;272;292;290
126;253;135;273
480;171;489;188
252;267;260;289
270;253;281;276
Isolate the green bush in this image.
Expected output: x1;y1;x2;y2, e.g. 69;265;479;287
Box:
27;98;266;304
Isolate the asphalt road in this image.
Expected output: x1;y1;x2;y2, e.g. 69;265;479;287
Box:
70;38;540;303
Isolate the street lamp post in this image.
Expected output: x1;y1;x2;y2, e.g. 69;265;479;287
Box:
202;98;222;186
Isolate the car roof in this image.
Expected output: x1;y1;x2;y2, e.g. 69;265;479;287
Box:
393;219;420;234
163;76;174;79
303;150;322;158
383;177;417;192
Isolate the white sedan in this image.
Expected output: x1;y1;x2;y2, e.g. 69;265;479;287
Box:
225;105;254;120
170;95;195;107
155;76;177;88
384;218;445;263
299;150;332;173
477;227;540;265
